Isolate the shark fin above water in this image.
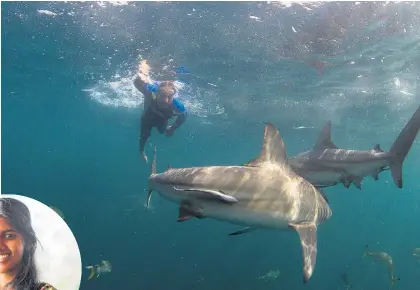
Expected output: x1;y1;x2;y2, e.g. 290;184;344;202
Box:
289;223;318;284
314;121;338;150
243;122;288;167
173;186;238;203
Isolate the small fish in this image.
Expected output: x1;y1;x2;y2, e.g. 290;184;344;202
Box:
257;269;281;281
363;246;400;289
49;206;65;220
86;260;112;280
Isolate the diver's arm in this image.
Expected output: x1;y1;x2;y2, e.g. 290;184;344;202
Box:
170;99;188;131
172;111;187;130
133;60;153;96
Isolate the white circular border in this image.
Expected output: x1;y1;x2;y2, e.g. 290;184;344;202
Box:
1;194;82;290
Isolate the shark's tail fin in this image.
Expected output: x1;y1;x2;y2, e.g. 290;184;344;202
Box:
388;106;420;188
389;276;400;290
146;146;157;211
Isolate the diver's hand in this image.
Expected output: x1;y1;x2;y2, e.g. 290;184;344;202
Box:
141;151;148;163
164;126;175;137
138;60;151;81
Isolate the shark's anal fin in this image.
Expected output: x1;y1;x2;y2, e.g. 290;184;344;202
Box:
314;121;338;150
228;227;256;236
243;122;288;167
289;223;318;284
174;187;238;203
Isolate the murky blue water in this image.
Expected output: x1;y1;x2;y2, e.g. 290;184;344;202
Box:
2;1;420;289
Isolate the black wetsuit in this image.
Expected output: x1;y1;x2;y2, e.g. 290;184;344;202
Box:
135;79;187;153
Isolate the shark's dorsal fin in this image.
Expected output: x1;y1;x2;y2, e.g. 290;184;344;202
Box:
314;121;338;150
243;122;287;167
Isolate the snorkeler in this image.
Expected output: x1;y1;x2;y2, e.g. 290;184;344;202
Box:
133;59;188;163
0;197;58;290
85;260;112;280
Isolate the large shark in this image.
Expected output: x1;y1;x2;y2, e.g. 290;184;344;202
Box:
287;105;420;189
146;122;332;283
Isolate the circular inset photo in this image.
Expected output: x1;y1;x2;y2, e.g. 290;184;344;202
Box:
0;194;82;290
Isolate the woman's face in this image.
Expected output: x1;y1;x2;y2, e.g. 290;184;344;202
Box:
157;93;173;109
0;217;24;274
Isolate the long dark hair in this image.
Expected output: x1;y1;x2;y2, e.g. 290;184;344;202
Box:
0;197;39;290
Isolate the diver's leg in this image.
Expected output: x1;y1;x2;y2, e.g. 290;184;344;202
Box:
157;118;168;134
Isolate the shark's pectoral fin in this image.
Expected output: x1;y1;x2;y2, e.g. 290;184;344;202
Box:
177;207;195;222
177;200;203;222
174;186;238;203
289;223;318;283
228;227;256;236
